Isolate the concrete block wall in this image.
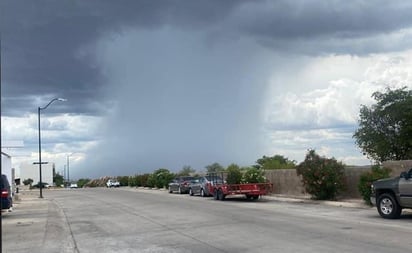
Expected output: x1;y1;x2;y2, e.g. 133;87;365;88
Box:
382;160;412;177
265;161;412;199
264;169;306;196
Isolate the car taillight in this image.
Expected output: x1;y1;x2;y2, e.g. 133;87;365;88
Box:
1;189;8;197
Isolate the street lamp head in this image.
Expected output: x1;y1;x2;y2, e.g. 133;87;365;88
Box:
40;97;67;110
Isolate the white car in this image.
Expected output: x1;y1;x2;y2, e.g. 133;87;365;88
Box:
106;179;120;188
70;183;78;188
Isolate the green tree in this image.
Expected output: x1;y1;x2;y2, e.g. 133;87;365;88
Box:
77;178;90;188
53;173;64;187
296;149;346;200
354;87;412;162
256;155;296;170
205;162;225;173
152;168;175;189
226;163;242;184
177;165;195;176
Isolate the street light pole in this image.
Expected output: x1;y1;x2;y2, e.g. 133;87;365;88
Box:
38;106;43;198
64;165;66;186
66;152;78;185
67;154;70;184
38;98;66;198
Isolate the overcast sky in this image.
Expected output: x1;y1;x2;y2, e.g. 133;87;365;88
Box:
2;1;412;179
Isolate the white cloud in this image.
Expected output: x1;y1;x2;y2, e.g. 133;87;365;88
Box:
263;50;412;164
2;113;103;175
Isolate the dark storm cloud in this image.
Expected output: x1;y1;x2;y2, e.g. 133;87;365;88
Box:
230;1;412;55
235;1;412;39
1;0;244;116
2;0;411;117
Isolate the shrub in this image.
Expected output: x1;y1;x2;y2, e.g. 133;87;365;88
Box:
296;149;346;200
117;176;129;186
128;175;138;187
242;167;266;183
23;178;33;186
226;164;242;184
149;169;175;189
358;165;391;205
146;174;156;188
138;174;151;187
77;178;90;188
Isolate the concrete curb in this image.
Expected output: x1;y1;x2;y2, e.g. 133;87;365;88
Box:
265;194;372;209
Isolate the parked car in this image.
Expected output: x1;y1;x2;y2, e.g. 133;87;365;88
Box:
70;183;78;189
32;182;50;188
370;168;412;219
168;176;195;194
1;174;12;210
188;175;223;197
106;179;120;188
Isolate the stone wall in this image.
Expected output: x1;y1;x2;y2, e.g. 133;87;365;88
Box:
265;161;412;199
382;160;412;177
264;169;306;196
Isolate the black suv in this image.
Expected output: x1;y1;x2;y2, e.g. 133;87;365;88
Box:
371;168;412;219
1;174;12;210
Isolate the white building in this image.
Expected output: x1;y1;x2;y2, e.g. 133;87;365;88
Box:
20;162;54;186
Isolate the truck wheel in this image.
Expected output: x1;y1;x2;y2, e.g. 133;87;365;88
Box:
377;193;402;219
200;189;205;197
189;188;193;196
218;189;225;201
168;187;173;193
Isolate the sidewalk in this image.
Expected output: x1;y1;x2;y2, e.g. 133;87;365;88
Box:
2;190;76;253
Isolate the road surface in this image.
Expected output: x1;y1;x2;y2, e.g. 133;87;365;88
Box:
3;188;412;253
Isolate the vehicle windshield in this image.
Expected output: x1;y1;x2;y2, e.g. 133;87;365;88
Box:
181;177;194;181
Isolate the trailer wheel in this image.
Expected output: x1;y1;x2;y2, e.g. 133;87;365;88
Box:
213;190;218;200
252;195;259;200
218;189;225;201
246;195;252;200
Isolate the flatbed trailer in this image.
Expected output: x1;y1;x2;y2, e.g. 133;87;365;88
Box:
212;182;273;200
207;172;273;200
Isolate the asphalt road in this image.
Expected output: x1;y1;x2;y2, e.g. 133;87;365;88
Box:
3;188;412;253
